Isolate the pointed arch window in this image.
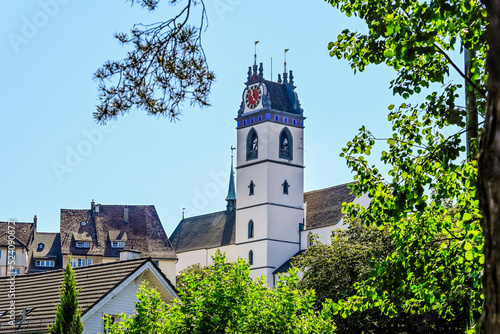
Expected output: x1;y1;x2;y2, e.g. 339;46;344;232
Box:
248;220;254;239
246;128;258;160
249;250;254;265
279;128;293;160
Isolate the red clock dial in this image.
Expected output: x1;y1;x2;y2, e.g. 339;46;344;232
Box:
245;84;262;109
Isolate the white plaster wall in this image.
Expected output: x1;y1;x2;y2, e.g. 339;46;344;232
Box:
156;259;176;286
236;120;304;168
300;191;371;249
83;279;139;334
175;244;237;276
267;205;303;242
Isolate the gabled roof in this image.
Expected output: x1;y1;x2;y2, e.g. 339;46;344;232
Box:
60;204;176;260
0;258;177;333
0;221;34;248
169;209;236;253
304;183;356;230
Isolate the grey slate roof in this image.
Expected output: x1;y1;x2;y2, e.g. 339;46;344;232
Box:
28;232;62;273
0;258;173;333
0;222;35;248
60;204;177;260
304;183;357;230
169;209;236;253
273;250;305;275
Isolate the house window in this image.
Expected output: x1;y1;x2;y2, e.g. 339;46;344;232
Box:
10;268;20;275
279;127;293;160
248;180;255;196
308;232;314;248
248;220;254;239
0;249;2;258
78;258;86;267
9;249;16;258
87;259;92;265
282;180;290;195
111;241;125;248
76;241;90;248
104;314;119;334
36;260;55;267
37;243;44;251
70;258;77;267
249;250;254;265
246;128;258;160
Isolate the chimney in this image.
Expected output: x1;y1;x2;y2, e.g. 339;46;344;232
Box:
95;204;100;213
119;249;141;261
33;215;37;230
91;199;95;213
124;206;129;224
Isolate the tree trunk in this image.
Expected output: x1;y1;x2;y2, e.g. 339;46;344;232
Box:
465;48;478;159
479;0;500;331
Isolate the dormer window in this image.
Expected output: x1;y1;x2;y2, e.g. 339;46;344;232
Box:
36;260;55;267
80;221;87;226
37;243;44;251
111;241;125;248
76;241;90;248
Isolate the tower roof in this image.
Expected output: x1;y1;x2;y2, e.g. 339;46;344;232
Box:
238;62;303;117
226;150;236;202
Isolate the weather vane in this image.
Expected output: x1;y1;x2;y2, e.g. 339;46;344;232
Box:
254;41;260;65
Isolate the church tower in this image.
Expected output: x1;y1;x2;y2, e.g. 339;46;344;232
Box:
235;63;305;285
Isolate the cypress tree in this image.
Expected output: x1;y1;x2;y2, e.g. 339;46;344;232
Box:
49;260;84;334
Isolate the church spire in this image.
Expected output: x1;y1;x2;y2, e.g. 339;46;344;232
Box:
226;146;236;212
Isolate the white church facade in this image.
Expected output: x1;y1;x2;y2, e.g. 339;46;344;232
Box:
169;63;369;286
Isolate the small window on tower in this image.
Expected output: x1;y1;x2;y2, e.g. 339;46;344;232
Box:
248;180;255;196
249;250;254;265
279;128;293;160
275;115;280;121
246;128;258;160
248;220;254;239
258;115;263;122
282;180;290;195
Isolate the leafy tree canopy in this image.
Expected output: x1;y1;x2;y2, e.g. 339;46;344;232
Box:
322;0;486;331
106;253;336;334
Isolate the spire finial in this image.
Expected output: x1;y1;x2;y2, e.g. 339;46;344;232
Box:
254;41;260;66
284;49;289;74
226;146;237;212
182;208;185;220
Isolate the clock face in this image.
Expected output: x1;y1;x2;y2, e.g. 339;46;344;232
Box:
245;84;262;110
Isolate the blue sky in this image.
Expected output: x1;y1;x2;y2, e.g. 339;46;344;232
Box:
0;0;418;234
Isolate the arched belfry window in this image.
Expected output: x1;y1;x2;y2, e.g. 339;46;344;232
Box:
249;250;254;265
247;128;258;160
248;220;254;239
279;128;293;160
